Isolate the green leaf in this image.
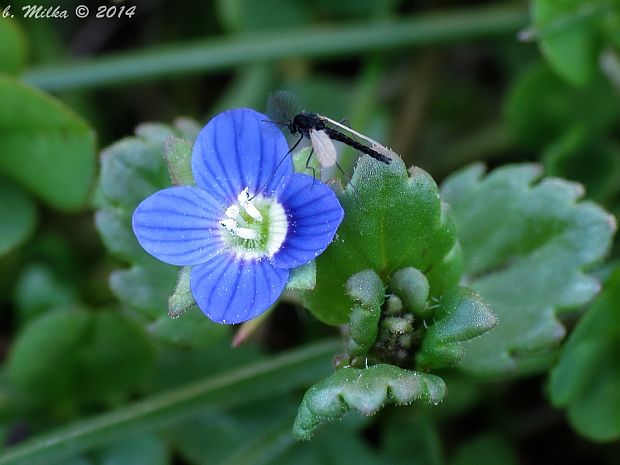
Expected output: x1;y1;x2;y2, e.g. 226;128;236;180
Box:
150;339;261;391
0;179;36;256
347;305;381;357
286;261;316;291
150;307;227;348
416;287;497;370
389;267;430;317
505;63;618;150
92;433;168;465
312;423;385;465
99;138;170;212
50;457;92;465
14;263;78;324
165;401;295;465
172;117;202;141
532;0;607;86
134;122;178;145
450;433;518;465
0;75;95;210
76;312;155;405
293;364;446;439
109;266;177;319
94;209;149;264
542;125;620;203
215;0;309;32
441;164;616;376
6;308;91;407
346;269;385;308
0;340;338;465
163;136;194;186
303;157;462;325
549;268;620;442
383;413;443;465
167;266;196;317
6;308;155;409
0;19;27;75
345;270;385;357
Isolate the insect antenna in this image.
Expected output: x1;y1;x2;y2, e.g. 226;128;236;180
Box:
251;91;306;200
262;119;288;127
249;135;304;200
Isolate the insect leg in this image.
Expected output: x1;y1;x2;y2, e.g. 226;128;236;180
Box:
289;133;304;154
305;148;317;189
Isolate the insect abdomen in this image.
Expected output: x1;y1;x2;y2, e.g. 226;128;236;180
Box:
324;128;391;164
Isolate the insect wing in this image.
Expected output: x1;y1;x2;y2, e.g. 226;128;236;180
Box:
266;90;302;125
310;129;337;167
320;115;389;152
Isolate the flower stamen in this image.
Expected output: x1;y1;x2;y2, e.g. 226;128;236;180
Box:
220;187;288;259
238;188;263;221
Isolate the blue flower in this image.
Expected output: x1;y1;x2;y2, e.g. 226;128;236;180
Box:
132;108;344;324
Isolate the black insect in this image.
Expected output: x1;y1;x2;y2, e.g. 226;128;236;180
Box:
267;91;392;171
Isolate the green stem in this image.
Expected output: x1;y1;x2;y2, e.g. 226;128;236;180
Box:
23;4;528;91
0;340;339;465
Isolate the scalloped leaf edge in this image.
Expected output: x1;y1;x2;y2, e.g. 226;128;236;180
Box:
293;364;446;440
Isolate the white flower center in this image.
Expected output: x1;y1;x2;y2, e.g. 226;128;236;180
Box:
219;188;288;259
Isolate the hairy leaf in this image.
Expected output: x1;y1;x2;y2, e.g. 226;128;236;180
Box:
164;136;195;186
345;270;385;356
416;287;497;370
286;261;316;291
167;266;195;317
304;156;462;325
294;365;446;439
389;267;430;317
441;164;615;376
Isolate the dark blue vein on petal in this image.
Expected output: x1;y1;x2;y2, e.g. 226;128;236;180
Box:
191;255;288;324
132;186;224;266
271;174;344;269
213;115;238;199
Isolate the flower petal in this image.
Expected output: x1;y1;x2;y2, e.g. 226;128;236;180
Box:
132;186;224;266
272;174;344;269
191;255;289;324
192;108;293;203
